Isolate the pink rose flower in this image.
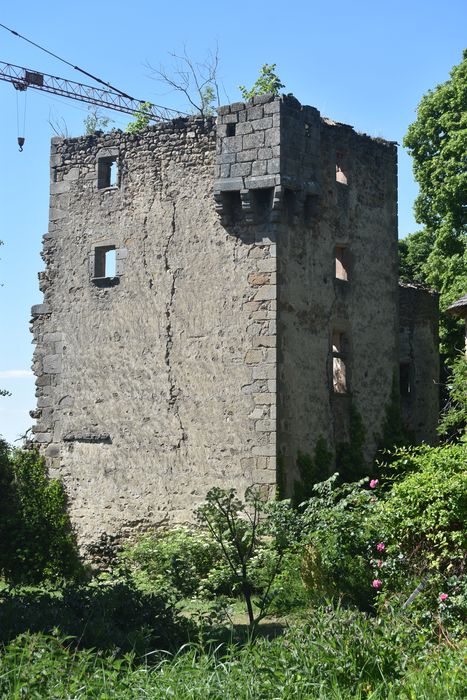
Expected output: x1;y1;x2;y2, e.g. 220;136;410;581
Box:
372;579;382;589
369;479;379;489
439;593;448;602
377;559;383;568
376;543;385;553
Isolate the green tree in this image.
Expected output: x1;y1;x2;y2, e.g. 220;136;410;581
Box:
83;107;114;135
126;102;153;134
239;64;285;101
402;50;467;358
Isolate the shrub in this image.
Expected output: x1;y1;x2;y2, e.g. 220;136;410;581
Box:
300;475;377;609
375;444;466;578
0;577;191;656
0;444;81;584
120;527;227;599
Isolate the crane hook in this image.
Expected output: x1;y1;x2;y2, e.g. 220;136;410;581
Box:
17;136;25;152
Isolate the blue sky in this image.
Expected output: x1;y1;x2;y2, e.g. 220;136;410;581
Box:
0;0;465;443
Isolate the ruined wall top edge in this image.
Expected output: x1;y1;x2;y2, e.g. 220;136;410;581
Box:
51;93;397;154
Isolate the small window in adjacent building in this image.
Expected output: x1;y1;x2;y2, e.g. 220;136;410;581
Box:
335;246;348;281
94;245;116;278
400;363;411;396
284;188;296;225
226;122;236;137
98;157;118;189
332;331;348;393
336;151;348;185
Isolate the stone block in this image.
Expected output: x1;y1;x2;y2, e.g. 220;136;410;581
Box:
236;122;253;135
267;158;280;174
245;349;263;364
252;335;276;347
231;162;252;178
265;128;281;147
253;285;276;301
43;354;61;374
252;444;276;457
218;152;236;164
264;100;281;114
243;133;265;150
252;161;268;177
247;106;264;120
253;393;276;405
31;303;51;316
214;177;244;191
252;117;273;131
252;364;276;380
244;175;276;190
255;419;275;432
237;149;257;162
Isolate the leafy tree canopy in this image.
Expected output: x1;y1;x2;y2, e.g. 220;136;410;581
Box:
401;50;467;356
239;64;285;101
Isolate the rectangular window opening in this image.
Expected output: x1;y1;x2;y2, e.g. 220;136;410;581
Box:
332;331;348;393
98;157;118;189
336;151;348;185
335;246;348;281
304;193;319;221
226;122;236;137
94;245;116;279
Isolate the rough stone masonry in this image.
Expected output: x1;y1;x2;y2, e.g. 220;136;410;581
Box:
30;93;439;551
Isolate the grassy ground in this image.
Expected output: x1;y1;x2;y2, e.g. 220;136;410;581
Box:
0;598;465;699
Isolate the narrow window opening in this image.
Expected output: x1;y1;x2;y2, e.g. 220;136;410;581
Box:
251;187;274;223
98;157;118;189
332;331;348;393
336;151;348;185
226;122;236;137
94;245;116;279
221;190;242;222
335;246;348;281
400;363;411;396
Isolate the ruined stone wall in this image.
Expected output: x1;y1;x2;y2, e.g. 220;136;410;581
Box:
277;106;399;487
399;283;439;443
32;116;276;548
32;93;407;547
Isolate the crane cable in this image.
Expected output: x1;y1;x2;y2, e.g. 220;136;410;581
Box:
15;87;27;151
0;21;188;114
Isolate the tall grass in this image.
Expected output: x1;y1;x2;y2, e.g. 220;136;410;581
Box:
1;605;465;699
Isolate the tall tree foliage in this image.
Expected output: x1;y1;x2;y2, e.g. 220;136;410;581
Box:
401;50;467;358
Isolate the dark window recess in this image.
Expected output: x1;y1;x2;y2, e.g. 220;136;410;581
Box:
400;363;412;396
335;246;348;281
251;187;274;223
94;245;116;278
98;157;118;189
336;151;348;185
332;331;348;393
221;190;242;222
226;122;236;137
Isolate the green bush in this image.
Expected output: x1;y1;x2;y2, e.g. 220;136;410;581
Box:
300;475;377;609
0;442;81;584
0;577;191;656
120;527;228;599
375;443;466;577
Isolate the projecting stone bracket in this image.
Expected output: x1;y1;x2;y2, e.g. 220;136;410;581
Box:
63;432;112;444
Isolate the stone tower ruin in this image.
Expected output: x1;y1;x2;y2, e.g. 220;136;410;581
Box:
31;94;439;548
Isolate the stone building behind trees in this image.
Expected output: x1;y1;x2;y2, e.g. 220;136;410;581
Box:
30;93;439;549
